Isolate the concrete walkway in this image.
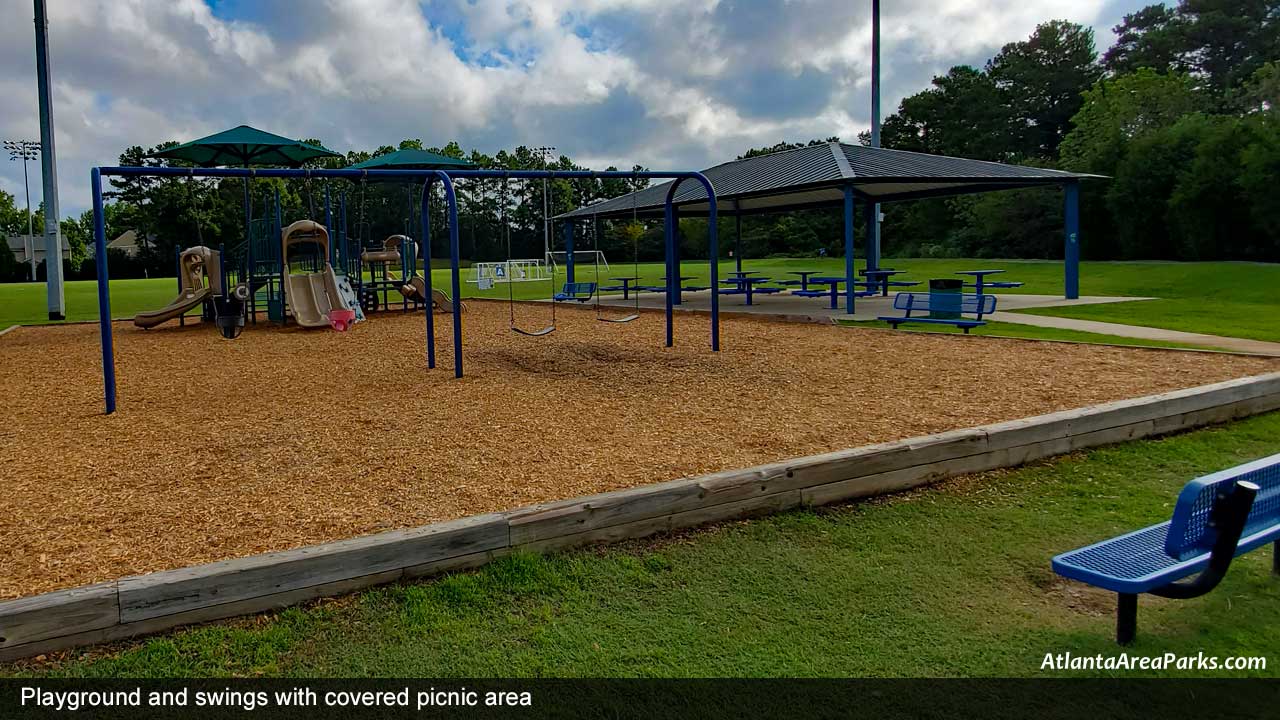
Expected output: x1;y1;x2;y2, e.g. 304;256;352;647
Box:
591;289;1280;356
989;312;1280;356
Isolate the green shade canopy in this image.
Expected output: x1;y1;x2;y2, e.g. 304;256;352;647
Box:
147;125;342;167
347;148;474;171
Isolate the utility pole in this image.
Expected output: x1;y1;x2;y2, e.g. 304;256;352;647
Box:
4;139;39;281
34;0;65;319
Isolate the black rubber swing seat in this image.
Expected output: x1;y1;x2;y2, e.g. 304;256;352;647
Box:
598;314;640;324
511;326;556;337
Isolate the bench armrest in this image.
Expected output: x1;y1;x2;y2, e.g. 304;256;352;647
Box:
1149;480;1260;600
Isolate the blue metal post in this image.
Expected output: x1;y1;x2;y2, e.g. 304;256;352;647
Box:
324;183;333;266
707;185;720;352
844;186;856;315
672;209;682;306
421;184;435;369
244;177;254;322
275;186;284;323
564;222;575;284
664;202;674;347
91;168;115;414
1064;181;1080;299
442;176;463;378
865;200;880;273
339;191;348;274
734;200;742;274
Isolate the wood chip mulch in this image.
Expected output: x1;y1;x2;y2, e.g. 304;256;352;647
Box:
1;302;1275;600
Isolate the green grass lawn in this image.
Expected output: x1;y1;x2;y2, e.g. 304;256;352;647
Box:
8;412;1279;679
4;259;1277;345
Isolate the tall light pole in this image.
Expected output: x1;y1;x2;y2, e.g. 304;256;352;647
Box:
4;139;39;281
34;0;65;319
534;146;556;261
868;0;882;272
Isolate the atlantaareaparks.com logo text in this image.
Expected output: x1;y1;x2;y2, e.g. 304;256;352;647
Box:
1042;651;1267;672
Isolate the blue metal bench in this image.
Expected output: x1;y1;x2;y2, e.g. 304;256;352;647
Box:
877;292;997;333
554;282;596;302
1053;454;1280;644
599;284;626;292
791;289;829;298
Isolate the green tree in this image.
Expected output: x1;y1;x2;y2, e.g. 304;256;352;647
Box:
987;20;1102;158
1104;1;1280;101
879;66;1012;160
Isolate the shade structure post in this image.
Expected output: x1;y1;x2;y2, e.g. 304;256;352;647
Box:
243;178;255;322
733;200;743;274
442;174;463;378
865;200;881;273
564;222;575;284
672;210;682;306
324;183;334;265
844;185;856;315
1064;181;1080;299
91;168;115;414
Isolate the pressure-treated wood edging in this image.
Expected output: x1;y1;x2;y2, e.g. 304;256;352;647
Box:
3;372;1280;661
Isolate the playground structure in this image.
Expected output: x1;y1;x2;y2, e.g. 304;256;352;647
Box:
91;166;723;414
132;246;223;329
281;220;358;331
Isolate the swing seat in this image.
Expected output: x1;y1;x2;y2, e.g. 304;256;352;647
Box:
598;313;640;324
512;326;556;337
553;282;597;302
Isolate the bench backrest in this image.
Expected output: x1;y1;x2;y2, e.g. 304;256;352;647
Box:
1166;453;1280;560
562;282;597;297
892;292;997;316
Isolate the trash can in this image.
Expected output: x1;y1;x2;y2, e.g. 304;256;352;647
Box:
929;278;963;319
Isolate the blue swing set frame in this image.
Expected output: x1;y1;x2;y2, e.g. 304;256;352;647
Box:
89;166;721;414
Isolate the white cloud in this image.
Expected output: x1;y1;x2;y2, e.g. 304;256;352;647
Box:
0;0;1122;216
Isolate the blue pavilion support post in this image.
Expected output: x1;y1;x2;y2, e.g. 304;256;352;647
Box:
734;200;743;274
865;200;881;273
843;185;856;315
564;222;575;284
91;168;115;414
1064;180;1080;300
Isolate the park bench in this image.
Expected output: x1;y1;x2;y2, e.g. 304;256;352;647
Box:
877;292;996;333
1052;454;1280;644
553;282;596;303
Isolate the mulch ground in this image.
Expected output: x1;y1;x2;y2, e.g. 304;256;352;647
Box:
1;301;1275;600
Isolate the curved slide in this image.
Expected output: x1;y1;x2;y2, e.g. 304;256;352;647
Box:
133;288;210;329
285;265;351;328
402;276;465;313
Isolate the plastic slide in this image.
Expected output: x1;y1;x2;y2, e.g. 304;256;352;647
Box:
133;287;211;329
402;276;465;313
282;220;357;331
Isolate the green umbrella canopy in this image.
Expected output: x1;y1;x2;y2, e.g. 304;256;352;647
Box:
347;148;474;171
147;124;341;167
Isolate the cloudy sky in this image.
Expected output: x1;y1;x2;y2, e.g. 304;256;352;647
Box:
0;0;1148;217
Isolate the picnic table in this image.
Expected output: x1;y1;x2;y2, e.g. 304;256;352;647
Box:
600;276;641;299
956;269;1022;296
776;270;823;291
718;276;776;306
803;277;877;309
859;268;908;297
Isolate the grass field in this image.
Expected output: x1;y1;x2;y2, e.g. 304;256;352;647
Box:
4;259;1276;344
7;412;1278;678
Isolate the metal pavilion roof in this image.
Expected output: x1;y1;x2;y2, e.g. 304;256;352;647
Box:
556;142;1101;219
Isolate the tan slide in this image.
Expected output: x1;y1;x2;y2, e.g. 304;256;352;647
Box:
402;275;466;313
282;220;355;329
134;246;218;329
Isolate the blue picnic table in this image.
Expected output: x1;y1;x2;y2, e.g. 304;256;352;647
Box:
718;276;777;306
600;276;641;299
860;268;909;297
803;276;876;309
775;270;823;291
956;269;1023;296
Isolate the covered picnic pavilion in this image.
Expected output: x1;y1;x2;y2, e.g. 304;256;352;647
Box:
555;141;1100;312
